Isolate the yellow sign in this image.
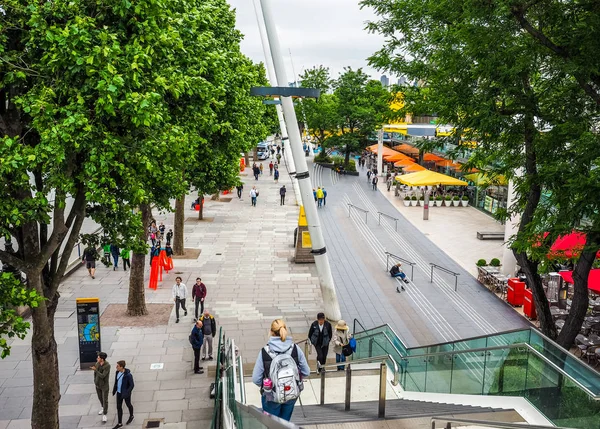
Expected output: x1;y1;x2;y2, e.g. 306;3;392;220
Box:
298;206;308;227
301;231;312;248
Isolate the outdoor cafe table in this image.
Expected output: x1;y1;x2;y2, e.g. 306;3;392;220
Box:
575;333;600;348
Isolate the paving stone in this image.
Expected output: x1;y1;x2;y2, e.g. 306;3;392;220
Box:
154;389;186;401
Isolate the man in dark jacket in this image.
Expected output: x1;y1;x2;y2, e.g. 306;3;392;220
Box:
200;310;217;360
308;312;332;372
82;246;98;279
279;185;286;205
92;352;111;422
112;360;134;428
190;320;205;374
192;278;207;320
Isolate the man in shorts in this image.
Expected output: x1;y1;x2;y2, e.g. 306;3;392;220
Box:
82;246;98;279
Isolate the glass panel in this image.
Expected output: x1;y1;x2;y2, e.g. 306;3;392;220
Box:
402;356;427;392
238;405;269;429
424;353;452;393
449;351;484;394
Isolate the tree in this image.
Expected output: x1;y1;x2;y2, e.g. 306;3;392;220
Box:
363;0;600;348
332;68;391;164
0;0;237;427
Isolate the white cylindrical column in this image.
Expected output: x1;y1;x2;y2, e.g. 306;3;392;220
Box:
502;178;519;276
377;128;384;176
259;0;341;321
251;0;301;204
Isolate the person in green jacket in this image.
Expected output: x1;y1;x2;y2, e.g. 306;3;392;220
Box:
92;352;111;422
103;244;111;267
120;248;130;271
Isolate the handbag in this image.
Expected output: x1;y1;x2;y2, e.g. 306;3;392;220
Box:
342;343;353;357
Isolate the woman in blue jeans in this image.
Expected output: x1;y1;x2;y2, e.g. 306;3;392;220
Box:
252;319;311;421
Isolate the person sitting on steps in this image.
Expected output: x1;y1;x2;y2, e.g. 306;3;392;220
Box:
390;263;409;292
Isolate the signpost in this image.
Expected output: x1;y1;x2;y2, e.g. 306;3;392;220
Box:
76;298;101;369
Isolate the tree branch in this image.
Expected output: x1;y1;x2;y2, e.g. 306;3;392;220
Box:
510;7;569;58
0;248;28;272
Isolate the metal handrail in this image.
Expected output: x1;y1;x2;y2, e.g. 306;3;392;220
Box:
236;402;299;429
429;262;460;291
316;353;400;386
353;318;368;335
414;327;532;351
385;251;416;281
347;203;368;223
295;338;311;357
431;416;571;429
377;211;398;231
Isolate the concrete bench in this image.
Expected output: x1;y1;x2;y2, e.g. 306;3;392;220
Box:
476;231;505;240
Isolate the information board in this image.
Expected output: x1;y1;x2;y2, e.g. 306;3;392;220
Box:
76;298;101;369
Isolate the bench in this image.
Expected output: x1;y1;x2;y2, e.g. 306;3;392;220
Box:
476;231;505;240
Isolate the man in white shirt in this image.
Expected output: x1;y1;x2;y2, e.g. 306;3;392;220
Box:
172;276;188;323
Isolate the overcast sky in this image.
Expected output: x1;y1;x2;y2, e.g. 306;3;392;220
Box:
226;0;393;83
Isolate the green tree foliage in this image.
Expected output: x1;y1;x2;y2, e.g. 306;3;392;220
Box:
0;0;254;426
301;67;391;164
362;0;600;347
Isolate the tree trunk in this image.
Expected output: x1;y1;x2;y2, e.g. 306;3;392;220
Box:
556;232;599;348
31;276;60;429
127;203;151;316
513;104;556;339
173;196;185;256
344;145;350;165
198;193;204;220
244;152;250;169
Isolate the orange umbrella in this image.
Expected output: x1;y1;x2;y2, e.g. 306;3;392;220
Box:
392;143;419;155
402;163;427;172
436;159;461;169
366;144;401;158
394;159;417;167
423;153;445;162
384;153;413;162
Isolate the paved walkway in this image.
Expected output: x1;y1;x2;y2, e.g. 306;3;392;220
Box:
0;154;324;429
311;162;529;347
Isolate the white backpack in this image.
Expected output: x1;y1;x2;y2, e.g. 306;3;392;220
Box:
262;345;302;404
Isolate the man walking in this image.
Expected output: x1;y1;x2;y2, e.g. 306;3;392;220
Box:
279;185;286;205
236;183;243;199
367;169;372;182
200;310;217;360
372;175;379;190
190;320;205;374
166;229;173;245
192;277;207;320
92;352;111;423
250;186;258;207
112;360;134;428
322;187;328;206
110;243;120;271
274;169;279;183
82;245;98;279
308;313;332;372
172;276;188;323
269;161;274;175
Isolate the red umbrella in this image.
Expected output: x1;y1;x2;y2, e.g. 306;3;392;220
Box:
559;269;600;294
549;232;600;259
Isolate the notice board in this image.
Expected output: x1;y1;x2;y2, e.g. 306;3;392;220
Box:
76;298;101;369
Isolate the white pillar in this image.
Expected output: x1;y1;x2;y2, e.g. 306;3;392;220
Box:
377;128;384;176
251;0;301;204
502;178;519;276
259;0;341;321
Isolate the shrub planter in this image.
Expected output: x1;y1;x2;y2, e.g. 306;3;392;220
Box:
444;197;452;207
434;198;443;207
403;198;411;207
410;197;418;206
461;198;469;207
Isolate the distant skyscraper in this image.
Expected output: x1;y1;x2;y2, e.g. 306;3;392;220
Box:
380;75;389;87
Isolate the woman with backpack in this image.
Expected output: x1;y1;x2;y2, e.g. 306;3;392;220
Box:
332;320;352;371
252;319;310;421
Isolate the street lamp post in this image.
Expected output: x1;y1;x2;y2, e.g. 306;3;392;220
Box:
251;0;301;203
258;0;341;321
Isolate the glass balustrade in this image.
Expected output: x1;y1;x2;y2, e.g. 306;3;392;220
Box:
352;323;600;428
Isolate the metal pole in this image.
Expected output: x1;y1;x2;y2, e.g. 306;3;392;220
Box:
348;204;351;218
365;211;368;224
260;0;341;321
423;189;430;220
369;338;373;357
455;276;458;292
430;265;434;283
394;219;398;231
386;253;389;272
345;364;352;411
251;0;301;203
410;264;414;281
378;213;381;225
377;128;383;176
378;361;387;418
320;369;326;405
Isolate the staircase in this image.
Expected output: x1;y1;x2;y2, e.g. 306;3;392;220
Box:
291;398;517;425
